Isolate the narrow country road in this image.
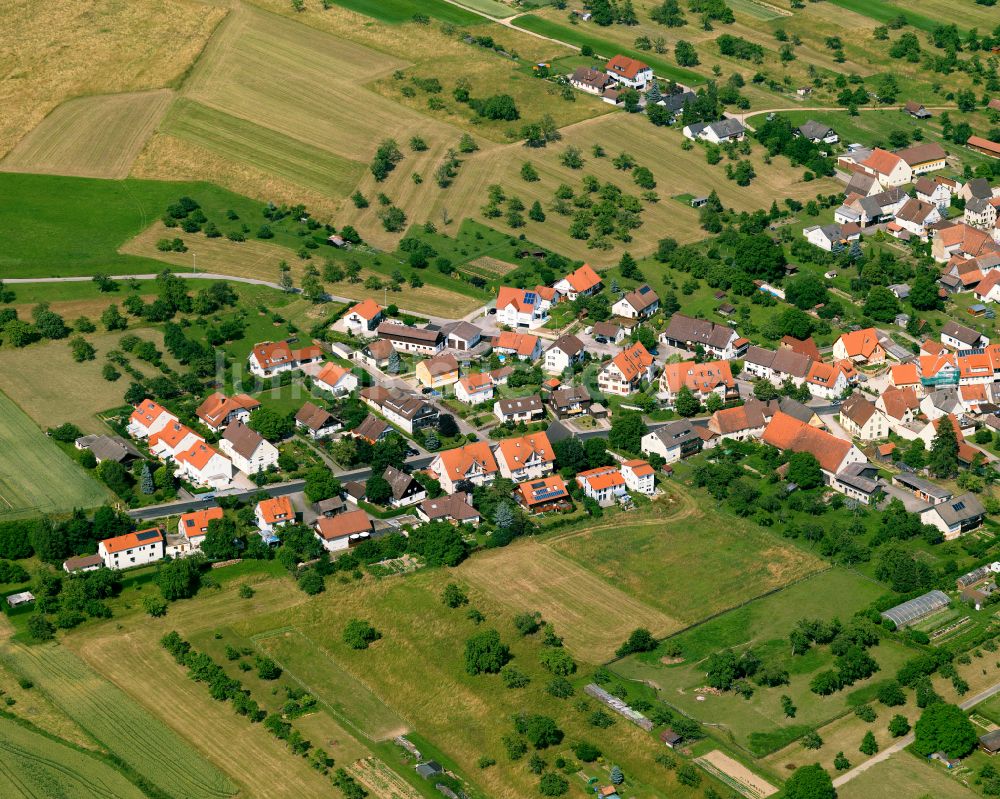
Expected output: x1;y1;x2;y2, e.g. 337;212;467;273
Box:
832;679;1000;787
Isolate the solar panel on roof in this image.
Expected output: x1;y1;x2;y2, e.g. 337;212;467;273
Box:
954;501;966;511
136;530;160;541
523;292;537;304
638;285;650;294
530;481;546;489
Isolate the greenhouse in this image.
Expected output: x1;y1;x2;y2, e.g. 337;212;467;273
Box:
881;590;950;629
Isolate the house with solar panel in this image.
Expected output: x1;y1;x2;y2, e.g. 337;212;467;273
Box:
920;493;986;540
880;590;951;629
98;527;166;570
515;475;572;514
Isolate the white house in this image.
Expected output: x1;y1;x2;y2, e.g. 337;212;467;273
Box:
294;402;341;439
455;372;495;405
920;493;986;540
915;177;952;211
803;224;848;252
255;496;295;535
605;54;653;90
496;286;550;330
544;334;585;374
894;198;941;239
576;466;628;506
314;362;359;396
343;299;383;335
965;198;998;231
248;341;324;378
858;148;912;187
611;284;659;319
176;507;224;551
429;442;499;494
314;509;372;552
148;422;202;460
620;459;655;495
941;320;989;350
219;420;279;475
174;442;234;489
98;528;165;570
128;399;177;439
494;331;542;362
494;395;545;424
195;392;259;433
597;343;655;396
796;120;839;145
839;394;889;441
641;421;702;464
683;119;746;144
493;432;555;482
554;264;603;301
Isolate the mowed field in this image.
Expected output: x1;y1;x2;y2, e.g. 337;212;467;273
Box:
0;715;147;799
1;90;173;179
836;751;977;799
0;390;110;518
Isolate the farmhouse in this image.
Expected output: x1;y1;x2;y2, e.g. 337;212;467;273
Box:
858;148;911;187
544;334;586;374
219;420;279;475
554;263;603;300
416;492;481;526
515;475;571;514
343;299;383;335
429;441;499;493
598;343;655;396
708;398;777;441
493;431;555;481
74;434;142;464
762;411;867;481
641;420;702;463
896;142;947;174
315;362;359;396
743;345;813;386
248;341;323;378
377;322;443;355
839;394;889;441
177;506;224;549
921;493;986;539
605;55;652;90
494;395;545;424
98;527;165;570
294;402;341;439
195;392;260;432
495;286;550;329
314;509;372;552
660;313;746;358
612;284;659;319
415;353;460;390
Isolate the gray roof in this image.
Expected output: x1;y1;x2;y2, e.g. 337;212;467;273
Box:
942;320;982;346
619;284;659;313
967;178;993;200
931;492;985;526
382;465;420;501
661;90;697;113
834;462;881;494
836;206;861;222
881;590;950;628
707;118;745;139
222;420;267;459
893;472;952;500
355;413;391;441
777;397;816;424
846;172;879;195
648;420;698;448
550;385;591;410
967;197;992;214
362;386;437;422
496;395;543;416
662;313;736;350
75;434;142;463
797;120;833;140
440;320;483;346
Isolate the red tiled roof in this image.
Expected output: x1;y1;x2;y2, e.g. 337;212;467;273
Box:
101;527;164;555
762;411;854;474
606;54;649;80
608;343;654;382
495;331;540;357
837;328;882;359
179;507;224;538
496;432;555;469
348;298;382;320
433;442;498;482
562;263;602;293
315;509;372;540
257;496;294;524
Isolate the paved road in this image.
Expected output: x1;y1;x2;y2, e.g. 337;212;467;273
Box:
833;678;1000;787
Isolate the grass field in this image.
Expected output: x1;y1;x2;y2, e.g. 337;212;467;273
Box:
0;643;237;799
0;390;110;518
825;0;953;34
460;541;679;660
837;751;977;799
1;90;174;179
326;0;485;24
0;715;147;799
548;486;826;626
160;99;366;196
726;0;789;20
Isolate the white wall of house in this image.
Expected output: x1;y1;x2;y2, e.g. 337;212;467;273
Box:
99;539;164;570
220;439;279;475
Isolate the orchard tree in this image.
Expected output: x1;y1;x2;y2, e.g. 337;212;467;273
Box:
914;703;978;759
783;764;835;799
464;628;511;675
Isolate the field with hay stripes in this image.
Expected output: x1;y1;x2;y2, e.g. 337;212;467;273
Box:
1;90;173;180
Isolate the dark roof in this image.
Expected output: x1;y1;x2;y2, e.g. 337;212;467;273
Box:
361;386;437;422
496;395;543;416
895;142;946;166
222;420;267;459
549;334;585;357
74;434;142;463
966;178;993;200
571;66;612;90
661;90;696;113
355;413;391;441
440;320;482;345
419;492;480;522
295;401;337;431
551;385;591;410
382;465;420;501
707;118;745;138
942;320;982;346
931;492;985;525
662;313;736;349
619;284;659;313
648;420;698;448
63;553;103;572
797;120;833;140
376;322;441;346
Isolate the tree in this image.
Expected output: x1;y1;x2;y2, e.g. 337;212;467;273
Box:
859;730;878;755
202;517;242;561
27;614;55;641
786;452;823;490
101;304;127;331
914;702;978;758
304;466;342;502
343;619;381;650
256;655;282;680
501;665;530;688
877;681;906;707
464;628;510;674
298;568;325;595
929;418;959;478
616;627;657;657
608;411;647;454
524;715;563;748
833;752;850;771
910;270;942;310
674;385;700;417
675;40;699;66
438;413;459;438
441;583;468;608
863;286;900;323
786;273;829;310
783;764;835;799
248;407;293;441
521;161;539;182
573;741;601;762
889;714;911;737
365;475;392;506
529;201;545;222
140;463;155;495
156;556;202;601
539;647;576;676
539;773;568;797
610;765;624;784
479;94;519;120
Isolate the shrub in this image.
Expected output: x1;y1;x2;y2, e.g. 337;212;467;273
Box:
343;619;381;650
573;741;601;762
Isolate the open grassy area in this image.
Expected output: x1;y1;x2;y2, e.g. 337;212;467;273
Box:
1;90;174;179
160;99;366;196
0;390;111;518
825;0;952;34
838;750;978;799
0;714;147;799
326;0;485;25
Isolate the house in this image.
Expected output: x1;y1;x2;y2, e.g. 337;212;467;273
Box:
343;299;383;335
620;459;655;495
576;466;628;505
294;402;341;439
315;495;345;518
429;442;499;494
63;554;103;574
659;360;736;405
833;328;885;364
314;509;372;552
360;386;439;434
894;198;941;239
376;322;443;355
195;392;260;432
315;362;359;396
495;286;550;330
494;331;542;362
780;335;822;361
796;120;839;144
742;346;813;387
967;136;1000;160
845;172;883;198
915;176;952;211
641;420;702;463
904;100;931;119
941;320;989;350
833;462;885;506
98;527;165;570
605;54;653;89
896;142;947;175
248;341;323;378
455;372;495;405
544;334;586;374
515;475;571;514
550;385;592;417
805;360;853;400
219;420;279;475
921;493;986;540
174;442;233;489
966;197;998;231
961;178;995;203
683;118;746;144
612;284;659;319
762;411;867;481
440;321;483;352
707;398;778;441
74;434;142;464
591;321;625;344
494;431;555;481
975;270;1000;303
148;421;202;460
381;465;427;508
128;399;178;439
554;264;603;300
494;395;545;424
177;506;224;549
598;342;655;396
660;313;746;359
876;387;921;429
839;394;889;441
255;496;294;535
803;223;850;252
416;492;481;526
858;148;912;187
415;352;460;390
353;413;393;444
570;66;613;95
932;222;1000;263
657;89;698;119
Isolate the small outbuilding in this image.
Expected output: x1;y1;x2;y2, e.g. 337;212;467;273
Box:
6;591;35;608
981;729;1000;754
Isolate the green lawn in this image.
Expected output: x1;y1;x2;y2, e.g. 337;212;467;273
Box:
327;0;483;24
511;15;705;85
826;0;957;34
0;390;111;518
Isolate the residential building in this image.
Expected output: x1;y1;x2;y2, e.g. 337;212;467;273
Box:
315;362;359;396
659;360;736;405
620;459;655;495
683;119;746;144
174;442;233;489
195;392;260;432
219;420;279;475
707;398;778;442
455;372;495;405
550;385;592;417
571;66;613;95
356;338;394;370
381;466;427;508
858;148;912;186
360;386;439;434
255;496;295;535
598;343;655;396
429;442;499;494
591;321;625;344
544;334;586;374
942;320;989;350
896;142;947;174
640;420;702;463
73;434;142;464
921;493;986;540
577;466;628;506
805;360;854;400
416;492;481;526
833;328;885;364
353;414;393;444
440;321;483;352
742;345;813;386
605;55;653;89
294;402;341;439
915;177;952;211
803;223;850;252
494;331;542;362
516;475;571;514
98;527;165;570
495;286;550;329
660;313;747;358
762;411;866;481
314;509;372;552
148;421;201;460
839;394;889;441
966;197;998;231
554;264;603;300
612;284;659;319
248;341;323;378
833;462;885;506
876;387;921;432
494;395;545;424
128;399;178;439
415;353;460;390
796;120;839;144
493;431;555;481
177;507;224;550
343;299;383;335
894;198;941;239
376;322;443;355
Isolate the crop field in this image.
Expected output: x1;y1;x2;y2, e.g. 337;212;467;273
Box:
549;487;825;626
612;569;914;757
1;90;174;179
0;643;237;799
0;715;147;799
459;542;679;661
0;0;224;159
824;0;951;34
160;99;366;196
0;390;110;518
837;752;976;799
725;0;788;20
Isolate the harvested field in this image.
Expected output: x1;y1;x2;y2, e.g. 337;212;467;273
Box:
0;390;110;518
160;99;365;197
695;750;778;799
459;542;678;661
467;256;518;276
1;90;173;179
349;757;424;799
837;750;976;799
